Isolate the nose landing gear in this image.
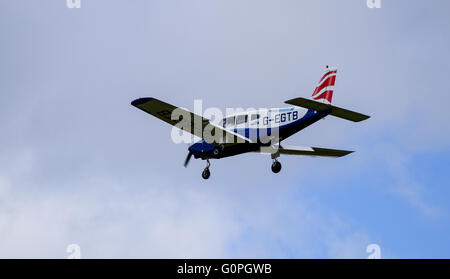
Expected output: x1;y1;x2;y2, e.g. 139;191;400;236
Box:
271;159;282;173
202;159;211;180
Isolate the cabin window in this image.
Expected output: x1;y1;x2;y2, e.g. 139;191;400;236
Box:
250;114;260;121
225;116;235;128
236;115;248;125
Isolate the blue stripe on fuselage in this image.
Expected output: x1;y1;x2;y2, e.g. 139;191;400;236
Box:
279;109;316;132
232;109;322;142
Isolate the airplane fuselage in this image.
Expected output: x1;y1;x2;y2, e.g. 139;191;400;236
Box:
189;107;331;160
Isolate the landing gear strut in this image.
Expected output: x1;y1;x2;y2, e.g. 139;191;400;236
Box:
271;159;282;174
202;159;211;179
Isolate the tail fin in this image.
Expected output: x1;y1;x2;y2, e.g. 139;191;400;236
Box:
311;66;337;104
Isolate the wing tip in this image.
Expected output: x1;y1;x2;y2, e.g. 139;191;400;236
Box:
316;148;355;157
354;115;371;122
131;97;155;107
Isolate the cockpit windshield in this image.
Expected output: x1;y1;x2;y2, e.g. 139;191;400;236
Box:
236;115;248;125
221;116;235;128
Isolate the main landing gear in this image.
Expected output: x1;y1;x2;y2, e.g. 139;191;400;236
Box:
202;159;211;180
271;159;282;174
201;158;281;179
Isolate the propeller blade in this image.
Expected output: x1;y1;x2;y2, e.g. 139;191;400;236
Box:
184;152;193;167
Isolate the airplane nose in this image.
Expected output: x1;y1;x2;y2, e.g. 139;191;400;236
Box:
188;140;215;154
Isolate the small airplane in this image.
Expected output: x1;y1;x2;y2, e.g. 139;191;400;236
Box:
131;66;370;179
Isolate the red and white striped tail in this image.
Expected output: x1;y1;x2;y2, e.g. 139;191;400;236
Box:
311;66;337;104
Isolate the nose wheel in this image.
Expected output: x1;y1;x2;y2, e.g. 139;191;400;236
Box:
202;159;211;179
271;160;282;173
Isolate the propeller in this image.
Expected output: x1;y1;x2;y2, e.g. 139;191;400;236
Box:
184;152;193;167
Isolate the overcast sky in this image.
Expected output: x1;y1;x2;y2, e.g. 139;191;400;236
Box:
1;0;450;258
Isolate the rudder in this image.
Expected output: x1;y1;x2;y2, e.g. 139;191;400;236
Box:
311;66;337;104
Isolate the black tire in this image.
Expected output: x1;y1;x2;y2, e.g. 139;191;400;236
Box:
271;161;282;173
202;168;211;179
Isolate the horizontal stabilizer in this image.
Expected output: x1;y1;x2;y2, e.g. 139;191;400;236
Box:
258;145;353;157
285;97;370;122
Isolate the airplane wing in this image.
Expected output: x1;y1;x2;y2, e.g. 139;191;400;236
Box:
131;97;251;145
257;145;353;157
285;97;370;122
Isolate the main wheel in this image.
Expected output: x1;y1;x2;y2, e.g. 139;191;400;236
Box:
271;161;282;173
202;168;211;179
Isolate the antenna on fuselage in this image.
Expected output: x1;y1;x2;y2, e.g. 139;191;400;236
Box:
323;65;329;105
